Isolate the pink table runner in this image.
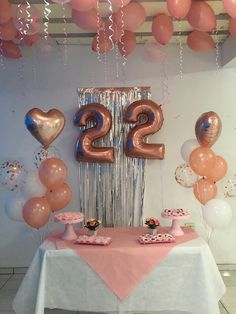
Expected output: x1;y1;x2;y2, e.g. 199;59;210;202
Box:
48;227;198;300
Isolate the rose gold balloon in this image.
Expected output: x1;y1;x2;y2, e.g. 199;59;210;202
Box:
187;1;216;32
74;103;114;163
39;158;68;189
25;108;65;149
195;111;222;147
205;155;228;182
1;41;22;59
0;20;18;41
193;178;217;205
23;197;51;229
46;183;72;212
187;31;215;52
152;14;173;45
0;0;12;24
118;30;136;57
189;147;216;176
229;18;236;37
124;100;165;159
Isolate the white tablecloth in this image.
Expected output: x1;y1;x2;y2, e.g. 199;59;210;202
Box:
13;237;225;314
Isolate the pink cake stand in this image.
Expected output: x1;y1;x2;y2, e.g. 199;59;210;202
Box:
161;211;190;236
54;212;84;241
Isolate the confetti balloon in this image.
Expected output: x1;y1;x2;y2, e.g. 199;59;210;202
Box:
175;163;198;188
224;175;236;197
33;146;60;169
0;160;27;192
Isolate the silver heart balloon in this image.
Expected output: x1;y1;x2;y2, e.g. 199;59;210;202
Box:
25;108;65;149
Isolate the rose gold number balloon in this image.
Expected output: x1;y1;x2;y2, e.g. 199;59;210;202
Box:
195;111;222;147
74;103;114;163
124;100;165;159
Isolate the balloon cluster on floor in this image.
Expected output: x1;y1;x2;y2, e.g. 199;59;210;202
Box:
1;0;236;59
175;111;232;229
3;108;72;230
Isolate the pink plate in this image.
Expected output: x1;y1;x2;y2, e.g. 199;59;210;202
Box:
138;233;175;244
75;235;112;246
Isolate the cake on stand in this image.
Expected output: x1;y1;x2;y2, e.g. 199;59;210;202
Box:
54;212;84;241
161;209;190;236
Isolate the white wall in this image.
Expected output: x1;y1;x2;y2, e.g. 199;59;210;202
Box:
0;44;236;266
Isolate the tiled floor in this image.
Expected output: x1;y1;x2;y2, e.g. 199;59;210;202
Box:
0;270;235;314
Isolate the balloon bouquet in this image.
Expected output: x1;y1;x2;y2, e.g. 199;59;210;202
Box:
3;107;72;236
175;111;232;229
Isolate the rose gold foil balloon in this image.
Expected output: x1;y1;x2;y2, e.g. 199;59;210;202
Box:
46;183;72;212
195;111;222;147
39;158;68;189
205;155;228;182
25;108;65;149
193;178;217;205
189;147;216;176
23;197;51;229
124;100;165;159
74;103;114;163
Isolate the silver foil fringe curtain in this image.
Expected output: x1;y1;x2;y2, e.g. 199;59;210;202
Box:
77;87;151;227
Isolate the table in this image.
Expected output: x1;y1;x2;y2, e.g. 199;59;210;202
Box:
13;229;225;314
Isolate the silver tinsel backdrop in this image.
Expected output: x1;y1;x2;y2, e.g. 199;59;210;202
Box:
76;87;151;227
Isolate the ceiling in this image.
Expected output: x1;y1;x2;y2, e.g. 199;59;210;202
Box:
10;0;230;45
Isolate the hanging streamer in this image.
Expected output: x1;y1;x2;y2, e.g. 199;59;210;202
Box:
161;48;170;106
76;87;150;227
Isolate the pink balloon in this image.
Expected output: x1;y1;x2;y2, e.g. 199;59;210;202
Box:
229;18;236;37
72;8;102;31
187;31;215;52
46;183;72;212
114;2;146;31
1;41;22;59
0;0;12;24
167;0;191;19
223;0;236;19
187;1;216;32
118;30;136;57
23;197;51;229
91;31;113;54
104;15;123;43
0;20;18;41
70;0;97;12
152;14;173;45
39;158;68;189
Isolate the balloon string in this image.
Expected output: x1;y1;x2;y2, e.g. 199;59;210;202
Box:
61;2;68;66
177;20;183;79
115;43;119;78
120;0;127;66
96;0;101;62
0;33;6;71
161;47;169;106
43;0;51;40
107;0;114;51
214;29;221;71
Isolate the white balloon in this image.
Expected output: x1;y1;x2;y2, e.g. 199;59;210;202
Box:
181;139;199;162
4;195;26;222
22;171;46;198
203;198;232;228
